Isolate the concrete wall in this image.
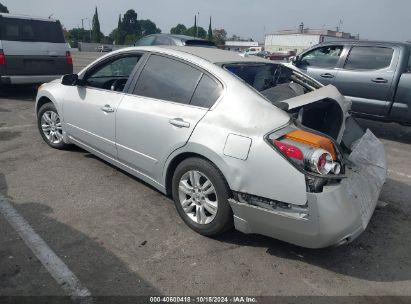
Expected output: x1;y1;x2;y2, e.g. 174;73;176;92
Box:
77;42;130;52
264;34;321;54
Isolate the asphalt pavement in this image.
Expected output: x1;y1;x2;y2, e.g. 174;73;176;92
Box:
0;52;410;300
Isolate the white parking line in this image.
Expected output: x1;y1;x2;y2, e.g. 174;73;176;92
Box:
388;169;411;180
0;195;93;303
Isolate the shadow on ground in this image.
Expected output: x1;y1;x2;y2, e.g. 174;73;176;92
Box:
0;85;38;102
0;173;160;296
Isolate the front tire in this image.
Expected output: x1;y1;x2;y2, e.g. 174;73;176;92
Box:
37;103;69;150
172;157;233;236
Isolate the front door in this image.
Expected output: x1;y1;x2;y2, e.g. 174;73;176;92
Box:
63;54;142;157
297;45;344;85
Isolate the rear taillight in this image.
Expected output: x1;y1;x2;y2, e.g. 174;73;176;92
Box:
271;130;341;175
66;51;73;65
0;50;5;65
273;140;303;160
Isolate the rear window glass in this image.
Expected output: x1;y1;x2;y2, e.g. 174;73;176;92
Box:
133;55;201;104
344;46;393;70
0;17;65;43
191;74;223;108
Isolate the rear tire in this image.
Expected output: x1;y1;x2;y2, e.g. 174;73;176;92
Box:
172;157;233;236
37;103;69;150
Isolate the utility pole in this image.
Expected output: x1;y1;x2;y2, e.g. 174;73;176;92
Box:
80;18;89;42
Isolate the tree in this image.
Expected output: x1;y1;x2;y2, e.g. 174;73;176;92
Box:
185;26;206;39
139;19;161;36
0;2;8;13
91;7;102;43
67;28;92;44
170;24;187;35
193;15;197;37
207;17;213;41
116;14;126;45
212;28;227;46
123;9;140;37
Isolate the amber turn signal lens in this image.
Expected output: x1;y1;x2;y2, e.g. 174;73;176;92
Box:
284;130;337;160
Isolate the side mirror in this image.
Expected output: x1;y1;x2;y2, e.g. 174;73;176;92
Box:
61;74;79;86
289;56;299;65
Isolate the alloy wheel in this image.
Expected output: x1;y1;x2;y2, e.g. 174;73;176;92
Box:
178;170;218;225
41;110;63;144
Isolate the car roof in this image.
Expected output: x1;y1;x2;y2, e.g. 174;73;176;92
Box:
317;40;411;48
146;34;209;42
157;46;270;64
0;13;58;22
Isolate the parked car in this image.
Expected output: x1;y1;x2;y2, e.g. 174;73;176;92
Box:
267;50;296;61
96;45;112;52
135;34;216;48
243;46;262;55
291;41;411;125
254;51;270;58
35;46;386;248
0;13;73;85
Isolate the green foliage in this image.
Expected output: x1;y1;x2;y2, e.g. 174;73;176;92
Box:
207;17;213;41
124;34;137;45
170;24;187;35
91;7;102;43
139;19;161;36
0;2;8;13
122;9;140;37
185;26;206;39
212;28;227;45
65;7;162;46
67;28;92;43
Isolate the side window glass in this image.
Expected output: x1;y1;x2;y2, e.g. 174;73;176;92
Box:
133;55;201;104
191;75;223;108
85;55;141;91
344;46;394;70
300;46;343;68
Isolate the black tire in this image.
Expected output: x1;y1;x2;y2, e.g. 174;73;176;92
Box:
172;157;233;236
37;102;69;150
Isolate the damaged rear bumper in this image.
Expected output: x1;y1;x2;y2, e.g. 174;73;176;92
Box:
229;129;387;249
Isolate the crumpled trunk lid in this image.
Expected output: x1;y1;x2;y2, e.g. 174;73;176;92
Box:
282;85;351;143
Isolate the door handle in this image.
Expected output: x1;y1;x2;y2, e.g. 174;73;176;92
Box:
101;104;114;113
320;73;335;79
169;118;190;128
371;78;388;83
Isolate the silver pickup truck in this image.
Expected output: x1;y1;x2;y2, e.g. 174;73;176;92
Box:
291;41;411;125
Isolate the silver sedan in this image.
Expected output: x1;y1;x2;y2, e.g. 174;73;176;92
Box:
35;46;386;248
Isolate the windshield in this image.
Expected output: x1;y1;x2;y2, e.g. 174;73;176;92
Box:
223;63;321;104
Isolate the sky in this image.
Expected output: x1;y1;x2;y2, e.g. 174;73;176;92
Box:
2;0;411;42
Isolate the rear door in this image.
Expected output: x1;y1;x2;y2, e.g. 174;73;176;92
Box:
0;16;70;76
296;45;344;85
116;54;223;180
333;45;397;116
